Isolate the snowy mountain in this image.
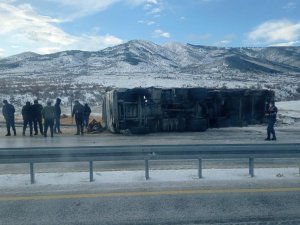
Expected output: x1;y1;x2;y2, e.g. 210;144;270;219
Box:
3;52;40;63
0;40;299;107
1;40;300;75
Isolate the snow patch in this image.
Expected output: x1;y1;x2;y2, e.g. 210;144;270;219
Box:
0;168;298;188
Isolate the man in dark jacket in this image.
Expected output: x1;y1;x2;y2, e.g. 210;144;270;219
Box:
265;101;278;141
22;101;33;136
32;99;43;135
54;98;62;134
2;100;16;136
72;100;84;135
42;101;56;137
83;103;91;128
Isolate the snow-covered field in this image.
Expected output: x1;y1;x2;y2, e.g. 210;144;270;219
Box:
0;168;299;188
74;72;299;97
0;72;298;110
276;100;300;125
277;100;300;118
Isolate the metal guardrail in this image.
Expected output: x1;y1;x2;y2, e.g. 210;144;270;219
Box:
0;143;299;184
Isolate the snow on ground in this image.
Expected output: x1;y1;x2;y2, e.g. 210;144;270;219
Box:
0;168;298;188
276;100;300;125
74;73;260;90
277;100;300;118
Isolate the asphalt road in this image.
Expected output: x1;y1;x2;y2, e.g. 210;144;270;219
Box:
0;126;299;224
1;125;300;149
1;184;300;225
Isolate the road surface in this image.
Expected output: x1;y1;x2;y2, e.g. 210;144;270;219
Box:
0;125;299;224
0;125;300;148
0;179;299;225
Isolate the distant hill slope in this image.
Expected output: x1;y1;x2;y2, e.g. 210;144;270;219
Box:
1;40;300;75
0;40;299;105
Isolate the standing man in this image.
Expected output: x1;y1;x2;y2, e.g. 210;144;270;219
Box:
2;100;16;136
22;101;33;136
42;101;56;138
72;100;84;136
32;99;43;135
83;103;91;128
265;101;278;141
54;98;62;134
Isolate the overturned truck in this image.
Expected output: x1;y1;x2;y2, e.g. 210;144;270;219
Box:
102;87;274;134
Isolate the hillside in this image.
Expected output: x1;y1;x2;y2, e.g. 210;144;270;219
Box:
0;40;299;107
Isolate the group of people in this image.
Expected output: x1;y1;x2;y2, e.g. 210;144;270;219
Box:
72;100;91;136
2;99;92;137
2;98;278;140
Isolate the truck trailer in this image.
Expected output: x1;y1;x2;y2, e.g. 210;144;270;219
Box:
102;87;274;134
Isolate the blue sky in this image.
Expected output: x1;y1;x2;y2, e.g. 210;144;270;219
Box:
0;0;300;57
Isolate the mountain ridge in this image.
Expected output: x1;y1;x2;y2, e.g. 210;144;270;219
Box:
0;40;299;106
1;40;300;75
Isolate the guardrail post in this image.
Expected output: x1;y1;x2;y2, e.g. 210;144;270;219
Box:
198;159;203;179
249;158;254;177
30;163;35;184
145;160;150;180
89;161;94;182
